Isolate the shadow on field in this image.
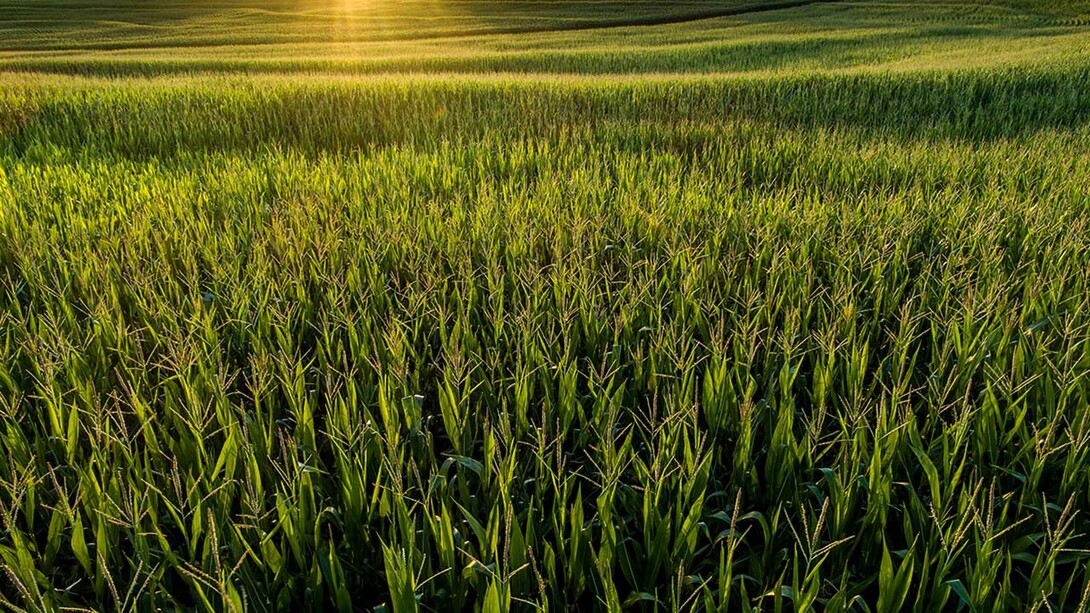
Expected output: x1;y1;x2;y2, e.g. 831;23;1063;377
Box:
450;0;836;35
0;0;835;52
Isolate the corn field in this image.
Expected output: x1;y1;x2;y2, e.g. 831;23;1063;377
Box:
2;0;1090;611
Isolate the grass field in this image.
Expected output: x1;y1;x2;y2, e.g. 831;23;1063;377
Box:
2;0;1090;611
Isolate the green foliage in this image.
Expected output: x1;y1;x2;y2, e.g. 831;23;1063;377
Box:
1;0;1090;611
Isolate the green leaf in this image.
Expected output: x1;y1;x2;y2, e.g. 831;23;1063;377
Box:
623;592;659;607
946;579;973;611
445;455;483;475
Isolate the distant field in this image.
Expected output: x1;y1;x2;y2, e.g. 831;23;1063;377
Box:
2;1;1090;612
2;0;1090;75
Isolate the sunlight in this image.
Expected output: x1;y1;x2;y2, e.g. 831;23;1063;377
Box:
315;0;461;44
